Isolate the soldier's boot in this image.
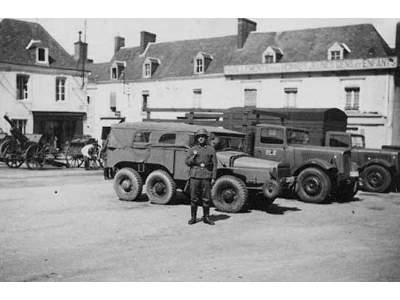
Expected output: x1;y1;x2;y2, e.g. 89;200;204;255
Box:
188;204;197;225
203;205;215;225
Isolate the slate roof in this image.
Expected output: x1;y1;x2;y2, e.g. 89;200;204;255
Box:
0;18;80;70
88;23;394;82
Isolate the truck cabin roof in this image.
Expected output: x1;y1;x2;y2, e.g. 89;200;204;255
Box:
111;122;245;137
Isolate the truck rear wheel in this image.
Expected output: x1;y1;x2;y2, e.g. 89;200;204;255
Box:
113;168;143;201
211;175;248;213
361;164;391;193
145;170;176;205
296;167;331;203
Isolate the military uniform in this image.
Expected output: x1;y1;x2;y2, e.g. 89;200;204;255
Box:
185;129;217;225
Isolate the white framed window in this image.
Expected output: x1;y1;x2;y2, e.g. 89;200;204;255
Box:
262;46;283;64
36;47;49;64
12;119;27;134
345;87;360;111
328;42;351;60
110;61;126;80
142;91;149;111
110;92;117;112
16;74;29;100
330;50;341;60
195;58;204;74
244;88;257;107
55;77;66;101
192;88;202;108
143;63;151;78
264;55;274;64
284;88;297;108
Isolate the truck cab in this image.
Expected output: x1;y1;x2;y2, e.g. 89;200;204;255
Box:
325;131;400;192
252;124;359;203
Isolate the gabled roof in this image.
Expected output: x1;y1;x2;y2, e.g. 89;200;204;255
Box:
0;18;79;70
89;23;393;82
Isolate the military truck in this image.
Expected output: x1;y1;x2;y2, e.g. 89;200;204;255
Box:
325;131;400;192
103;122;293;213
221;107;359;203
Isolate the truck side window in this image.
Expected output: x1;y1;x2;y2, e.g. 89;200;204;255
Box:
260;128;284;144
159;133;176;144
133;131;150;143
329;135;349;147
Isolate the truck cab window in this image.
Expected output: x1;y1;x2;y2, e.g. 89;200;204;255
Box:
287;129;310;145
329;135;350;147
260;128;284;144
159;133;176;144
133;131;150;143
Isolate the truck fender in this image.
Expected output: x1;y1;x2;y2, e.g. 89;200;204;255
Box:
360;159;394;172
293;158;337;176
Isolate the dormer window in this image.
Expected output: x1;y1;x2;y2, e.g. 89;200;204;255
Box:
142;57;160;79
36;47;49;64
262;46;283;64
328;42;351;60
110;61;126;80
194;52;213;74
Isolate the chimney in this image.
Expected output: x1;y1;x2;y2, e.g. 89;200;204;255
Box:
74;31;88;62
114;36;125;54
237;18;257;49
140;31;156;52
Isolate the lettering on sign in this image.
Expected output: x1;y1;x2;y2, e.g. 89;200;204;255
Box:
224;57;397;76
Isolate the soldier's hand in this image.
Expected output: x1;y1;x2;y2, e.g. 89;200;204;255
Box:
193;150;198;156
211;179;215;186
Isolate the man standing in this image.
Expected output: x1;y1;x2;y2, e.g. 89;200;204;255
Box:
185;129;218;225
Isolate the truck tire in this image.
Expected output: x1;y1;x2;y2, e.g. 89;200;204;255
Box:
296;167;331;203
211;175;248;213
361;164;391;193
145;170;176;205
113;168;143;201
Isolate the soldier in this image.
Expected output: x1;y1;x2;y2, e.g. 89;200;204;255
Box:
185;128;218;225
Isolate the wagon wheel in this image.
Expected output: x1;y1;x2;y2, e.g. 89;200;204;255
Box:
3;144;24;168
25;144;46;170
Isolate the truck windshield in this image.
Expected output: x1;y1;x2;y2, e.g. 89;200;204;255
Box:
329;134;350;147
260;127;284;144
287;128;310;145
351;135;365;148
211;135;245;152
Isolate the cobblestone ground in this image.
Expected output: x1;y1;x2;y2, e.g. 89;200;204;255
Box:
1;164;400;281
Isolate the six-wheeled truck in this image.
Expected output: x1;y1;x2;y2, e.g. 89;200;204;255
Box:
103;122;293;213
324;131;400;192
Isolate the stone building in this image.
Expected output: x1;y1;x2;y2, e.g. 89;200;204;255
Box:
88;19;400;148
0;18;90;147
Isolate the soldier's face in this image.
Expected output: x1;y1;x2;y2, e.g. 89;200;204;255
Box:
198;136;206;144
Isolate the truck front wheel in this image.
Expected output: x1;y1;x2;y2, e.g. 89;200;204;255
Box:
296;168;331;203
145;170;176;205
361;165;391;193
113;168;143;201
211;175;248;213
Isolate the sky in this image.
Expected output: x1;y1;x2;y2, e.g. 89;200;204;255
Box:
19;18;399;63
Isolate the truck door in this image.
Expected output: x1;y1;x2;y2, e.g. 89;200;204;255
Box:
254;126;287;163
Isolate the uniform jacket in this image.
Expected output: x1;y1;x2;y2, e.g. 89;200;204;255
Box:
185;144;217;180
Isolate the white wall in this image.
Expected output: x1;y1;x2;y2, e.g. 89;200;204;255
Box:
0;70;88;134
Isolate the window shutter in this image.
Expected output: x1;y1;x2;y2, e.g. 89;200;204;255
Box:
110;92;116;108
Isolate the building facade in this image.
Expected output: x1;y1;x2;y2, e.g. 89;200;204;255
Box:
89;19;400;148
0;19;90;147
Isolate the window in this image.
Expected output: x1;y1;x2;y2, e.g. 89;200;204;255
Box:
36;47;49;64
142;92;149;111
143;63;151;78
244;88;257;107
159;133;176;144
87;96;90;104
111;61;126;80
329;135;350;148
330;50;341;60
195;58;203;74
16;74;29;100
260;128;284;144
12;119;27;134
192;89;202;108
133;131;150;143
345;87;360;110
287;129;310;145
110;92;117;112
264;55;274;64
284;88;297;108
55;77;66;101
351;135;365;148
